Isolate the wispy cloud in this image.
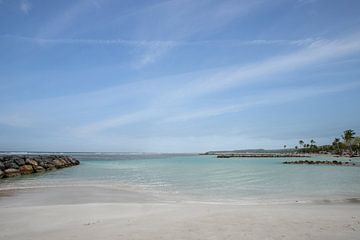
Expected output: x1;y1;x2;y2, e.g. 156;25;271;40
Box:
36;0;105;38
75;109;157;136
70;34;360;135
125;0;265;66
19;0;31;14
160;34;360;104
1;33;323;69
162;81;360;123
0;34;320;48
2;0;314;68
0;34;177;47
297;0;317;5
3;33;359;137
0;113;33;127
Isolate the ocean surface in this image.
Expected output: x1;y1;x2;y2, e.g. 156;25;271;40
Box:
1;153;360;204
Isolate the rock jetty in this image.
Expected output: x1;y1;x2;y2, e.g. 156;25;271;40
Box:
283;160;357;166
217;153;309;158
0;155;80;179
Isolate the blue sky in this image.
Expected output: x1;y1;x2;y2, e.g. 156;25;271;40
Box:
1;0;360;152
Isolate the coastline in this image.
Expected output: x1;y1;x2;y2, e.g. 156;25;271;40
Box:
1;154;360;239
1;185;359;240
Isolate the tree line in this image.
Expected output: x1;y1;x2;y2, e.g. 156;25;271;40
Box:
293;129;360;156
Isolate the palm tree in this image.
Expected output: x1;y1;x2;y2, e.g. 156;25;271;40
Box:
353;137;360;155
299;140;304;148
342;129;356;155
332;138;341;154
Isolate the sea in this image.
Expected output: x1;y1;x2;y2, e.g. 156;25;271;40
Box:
1;152;360;204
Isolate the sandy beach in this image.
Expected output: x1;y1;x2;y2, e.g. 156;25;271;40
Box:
1;186;359;240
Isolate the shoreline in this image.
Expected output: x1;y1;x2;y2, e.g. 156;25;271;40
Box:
1;184;360;207
1;200;359;240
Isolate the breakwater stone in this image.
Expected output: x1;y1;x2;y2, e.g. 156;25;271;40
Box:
0;155;80;178
283;160;357;166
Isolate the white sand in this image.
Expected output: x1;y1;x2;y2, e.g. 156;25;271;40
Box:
1;201;360;240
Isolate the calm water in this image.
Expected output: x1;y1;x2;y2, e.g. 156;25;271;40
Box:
1;153;360;203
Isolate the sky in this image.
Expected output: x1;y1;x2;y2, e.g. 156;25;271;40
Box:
0;0;360;152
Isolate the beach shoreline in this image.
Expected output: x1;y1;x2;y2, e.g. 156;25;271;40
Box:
1;199;359;240
1;185;360;240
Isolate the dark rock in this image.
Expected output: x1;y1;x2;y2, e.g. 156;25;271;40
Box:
282;159;356;166
0;161;5;170
1;155;79;179
14;158;25;166
4;161;19;169
0;170;4;178
46;164;56;170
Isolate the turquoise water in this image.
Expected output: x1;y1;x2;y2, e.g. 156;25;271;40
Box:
1;153;360;203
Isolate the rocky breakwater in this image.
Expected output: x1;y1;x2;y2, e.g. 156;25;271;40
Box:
0;155;80;178
283;160;357;166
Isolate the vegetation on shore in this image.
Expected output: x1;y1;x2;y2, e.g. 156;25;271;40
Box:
203;129;359;158
293;129;359;156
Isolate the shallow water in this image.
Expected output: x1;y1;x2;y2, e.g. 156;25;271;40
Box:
1;153;360;203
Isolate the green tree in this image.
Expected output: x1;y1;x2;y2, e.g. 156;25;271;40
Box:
352;137;360;155
299;140;304;148
332;138;341;154
342;129;356;155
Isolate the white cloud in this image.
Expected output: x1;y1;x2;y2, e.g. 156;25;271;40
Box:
75;109;157;137
0;113;33;127
162;81;360;123
160;34;360;104
35;0;107;38
133;41;177;68
3;33;360;137
71;33;360;133
30;0;265;67
20;0;31;14
1;34;320;48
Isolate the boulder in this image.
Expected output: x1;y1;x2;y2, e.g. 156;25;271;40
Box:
0;170;4;178
34;166;45;172
19;165;34;174
0;155;79;178
4;161;19;169
25;158;38;166
53;159;65;168
0;161;5;170
46;164;56;170
4;168;20;177
14;158;26;166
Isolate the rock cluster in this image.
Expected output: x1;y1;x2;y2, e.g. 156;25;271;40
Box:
0;155;80;178
217;153;309;158
283;160;356;166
